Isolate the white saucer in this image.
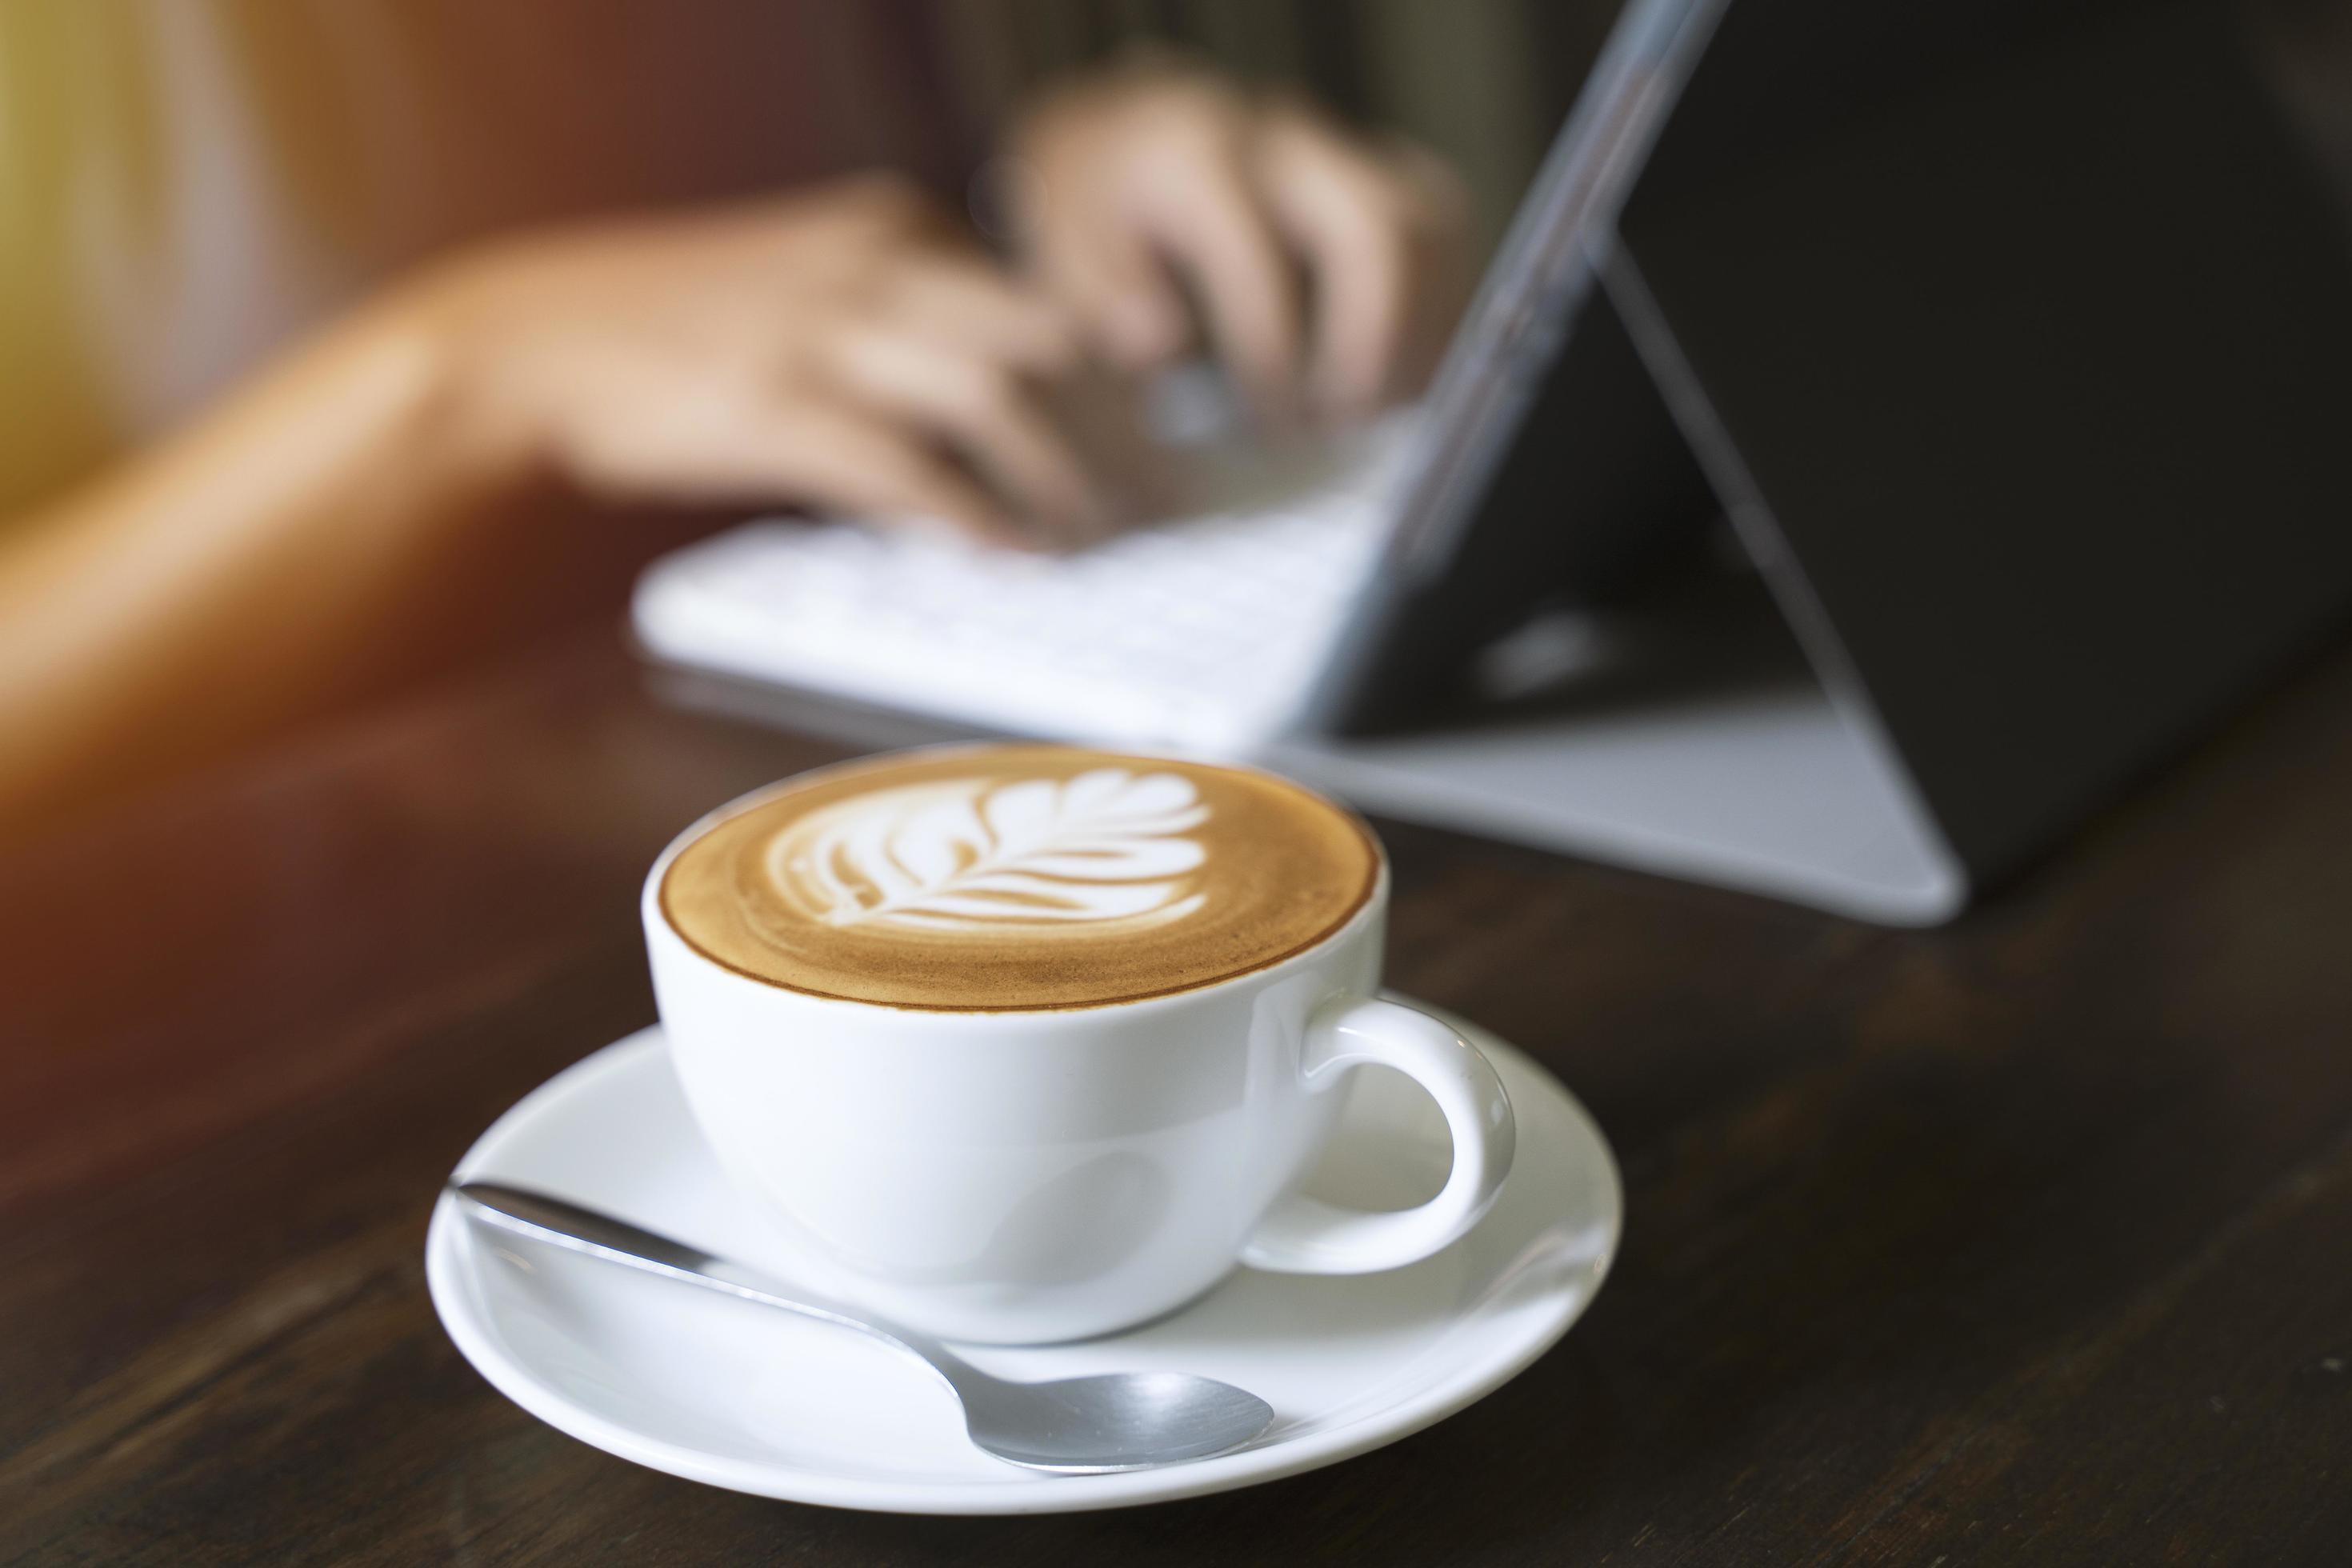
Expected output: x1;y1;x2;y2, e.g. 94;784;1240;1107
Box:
426;1006;1622;1514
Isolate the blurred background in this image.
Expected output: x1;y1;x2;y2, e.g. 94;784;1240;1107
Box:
6;0;2352;893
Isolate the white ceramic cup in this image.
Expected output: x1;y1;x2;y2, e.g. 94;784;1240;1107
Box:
644;771;1517;1344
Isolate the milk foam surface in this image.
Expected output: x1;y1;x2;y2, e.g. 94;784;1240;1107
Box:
660;745;1378;1010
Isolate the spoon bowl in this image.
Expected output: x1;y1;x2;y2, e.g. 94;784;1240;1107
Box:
958;1370;1275;1474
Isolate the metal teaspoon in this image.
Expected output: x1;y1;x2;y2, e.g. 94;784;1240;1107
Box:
448;1182;1275;1473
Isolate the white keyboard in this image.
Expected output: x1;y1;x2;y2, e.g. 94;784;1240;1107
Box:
631;417;1415;752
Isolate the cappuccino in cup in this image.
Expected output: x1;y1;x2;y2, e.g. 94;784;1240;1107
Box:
659;744;1378;1010
646;744;1514;1343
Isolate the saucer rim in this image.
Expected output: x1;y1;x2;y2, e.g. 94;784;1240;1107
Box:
426;1010;1622;1515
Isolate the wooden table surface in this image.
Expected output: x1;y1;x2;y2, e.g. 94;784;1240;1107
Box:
4;627;2350;1566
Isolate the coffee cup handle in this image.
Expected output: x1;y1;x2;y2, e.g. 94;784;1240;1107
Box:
1240;995;1517;1274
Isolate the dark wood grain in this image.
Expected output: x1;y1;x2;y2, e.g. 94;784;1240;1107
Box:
3;626;2349;1566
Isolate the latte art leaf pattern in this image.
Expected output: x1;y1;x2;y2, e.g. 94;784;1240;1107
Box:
767;769;1212;933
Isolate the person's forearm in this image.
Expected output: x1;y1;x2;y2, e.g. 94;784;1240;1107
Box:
0;291;522;832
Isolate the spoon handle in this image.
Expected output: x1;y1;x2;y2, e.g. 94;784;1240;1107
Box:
448;1182;959;1376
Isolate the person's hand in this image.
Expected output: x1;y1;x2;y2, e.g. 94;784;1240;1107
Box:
1008;59;1470;427
406;173;1115;546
